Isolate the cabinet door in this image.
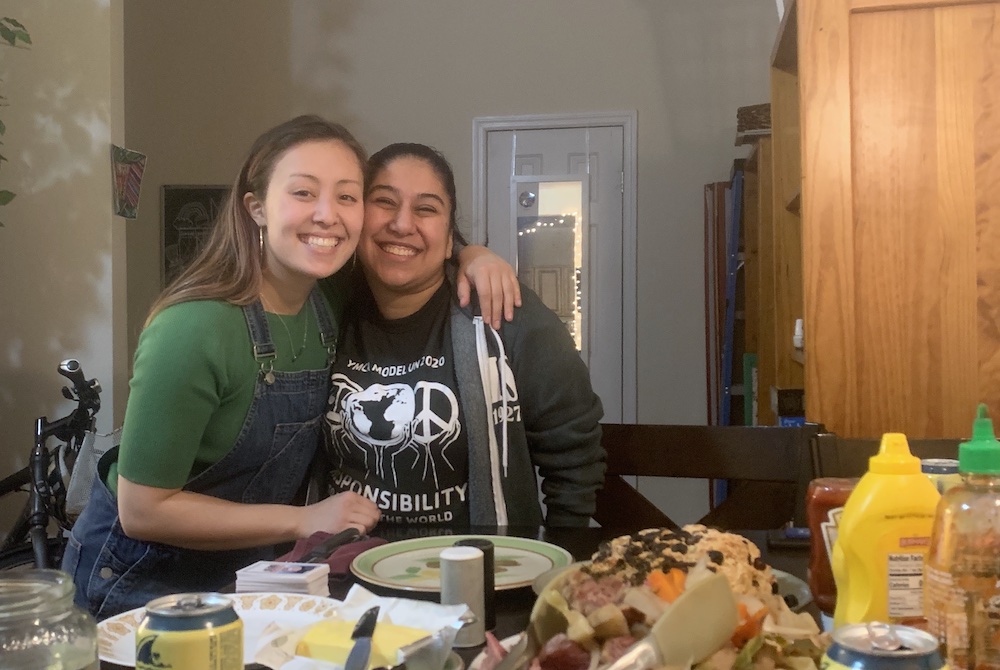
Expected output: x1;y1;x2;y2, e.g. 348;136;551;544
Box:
799;0;1000;438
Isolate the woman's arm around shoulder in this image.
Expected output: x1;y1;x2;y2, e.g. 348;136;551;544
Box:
455;245;521;330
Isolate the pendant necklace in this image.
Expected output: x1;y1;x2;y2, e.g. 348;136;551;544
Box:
261;295;310;362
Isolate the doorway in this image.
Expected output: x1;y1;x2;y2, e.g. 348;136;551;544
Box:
472;112;637;423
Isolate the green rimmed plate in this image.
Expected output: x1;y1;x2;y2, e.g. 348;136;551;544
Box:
351;535;574;592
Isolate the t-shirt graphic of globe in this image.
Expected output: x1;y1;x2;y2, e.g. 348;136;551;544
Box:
345;384;414;447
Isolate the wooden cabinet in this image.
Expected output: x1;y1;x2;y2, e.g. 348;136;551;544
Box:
735;4;805;428
770;3;805;405
796;0;1000;438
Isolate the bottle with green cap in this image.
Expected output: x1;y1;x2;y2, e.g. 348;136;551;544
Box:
831;432;941;629
926;404;1000;670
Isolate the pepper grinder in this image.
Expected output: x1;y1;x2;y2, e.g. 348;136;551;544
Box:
438;546;485;647
454;538;495;631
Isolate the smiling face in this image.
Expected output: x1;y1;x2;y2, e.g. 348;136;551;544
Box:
244;138;364;298
359;155;455;317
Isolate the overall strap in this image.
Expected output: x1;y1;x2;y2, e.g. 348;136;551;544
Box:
308;287;339;363
243;299;277;383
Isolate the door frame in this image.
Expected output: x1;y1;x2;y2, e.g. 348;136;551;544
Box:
471;111;638;423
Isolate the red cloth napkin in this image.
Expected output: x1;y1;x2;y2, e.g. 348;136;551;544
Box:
278;532;387;575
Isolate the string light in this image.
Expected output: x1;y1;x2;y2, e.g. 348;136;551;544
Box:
517;214;576;237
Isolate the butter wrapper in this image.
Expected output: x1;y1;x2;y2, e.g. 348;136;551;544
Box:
254;584;470;670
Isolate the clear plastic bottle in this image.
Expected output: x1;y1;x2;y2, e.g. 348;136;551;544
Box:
926;404;1000;670
831;433;941;629
0;569;98;669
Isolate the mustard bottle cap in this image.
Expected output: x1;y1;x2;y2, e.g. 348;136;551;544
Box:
868;433;921;474
959;404;1000;474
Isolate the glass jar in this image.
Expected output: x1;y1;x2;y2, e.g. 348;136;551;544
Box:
0;568;98;670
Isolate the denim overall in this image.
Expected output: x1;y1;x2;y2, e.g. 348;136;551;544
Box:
62;290;337;620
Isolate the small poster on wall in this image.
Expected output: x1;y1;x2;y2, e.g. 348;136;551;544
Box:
111;145;147;219
161;185;228;288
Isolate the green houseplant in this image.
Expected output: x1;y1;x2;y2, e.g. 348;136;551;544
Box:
0;17;31;227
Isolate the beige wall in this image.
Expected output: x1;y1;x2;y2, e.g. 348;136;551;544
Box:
121;0;778;524
0;0;126;534
124;0;777;420
0;1;778;533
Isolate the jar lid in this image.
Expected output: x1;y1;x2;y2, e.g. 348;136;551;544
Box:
921;458;959;474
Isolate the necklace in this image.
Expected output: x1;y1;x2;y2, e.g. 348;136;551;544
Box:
261;295;310;362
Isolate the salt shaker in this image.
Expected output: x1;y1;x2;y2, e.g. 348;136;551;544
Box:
454;538;495;631
439;546;485;647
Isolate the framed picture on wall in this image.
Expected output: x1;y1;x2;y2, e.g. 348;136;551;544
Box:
161;185;229;288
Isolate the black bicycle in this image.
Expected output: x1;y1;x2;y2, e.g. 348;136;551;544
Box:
0;359;103;570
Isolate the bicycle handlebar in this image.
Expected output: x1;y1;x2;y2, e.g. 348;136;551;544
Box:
37;359;101;445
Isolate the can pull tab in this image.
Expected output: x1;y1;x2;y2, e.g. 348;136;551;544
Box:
866;622;903;651
174;595;206;612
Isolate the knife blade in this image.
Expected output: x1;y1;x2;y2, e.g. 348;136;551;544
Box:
344;605;380;670
301;527;362;563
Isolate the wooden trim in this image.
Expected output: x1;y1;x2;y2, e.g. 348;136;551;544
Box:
798;0;859;434
850;0;999;13
772;0;799;73
755;138;777;426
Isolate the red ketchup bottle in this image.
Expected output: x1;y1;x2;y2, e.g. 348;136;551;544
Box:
806;477;858;617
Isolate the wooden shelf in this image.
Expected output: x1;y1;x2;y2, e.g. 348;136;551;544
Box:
744;142;760;172
771;0;798;74
785;190;801;214
735;129;772;147
791;349;805;366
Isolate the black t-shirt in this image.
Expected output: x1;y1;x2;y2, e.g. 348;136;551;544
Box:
327;281;470;525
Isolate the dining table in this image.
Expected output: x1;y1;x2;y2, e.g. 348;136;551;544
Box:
98;524;811;670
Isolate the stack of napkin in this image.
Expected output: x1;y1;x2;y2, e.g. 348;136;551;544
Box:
235;560;331;596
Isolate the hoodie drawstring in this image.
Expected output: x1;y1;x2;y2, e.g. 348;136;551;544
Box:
474;316;509;526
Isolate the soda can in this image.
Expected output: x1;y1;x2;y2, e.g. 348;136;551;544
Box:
921;459;961;494
822;623;946;670
135;593;243;670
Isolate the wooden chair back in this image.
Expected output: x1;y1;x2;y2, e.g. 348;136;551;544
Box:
594;422;823;531
811;432;960;478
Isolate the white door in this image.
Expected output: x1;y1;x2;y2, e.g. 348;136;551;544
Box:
474;117;636;422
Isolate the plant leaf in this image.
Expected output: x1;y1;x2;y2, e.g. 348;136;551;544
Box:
0;190;16;205
0;153;7;163
14;30;30;45
0;119;5;135
0;24;15;47
4;18;27;30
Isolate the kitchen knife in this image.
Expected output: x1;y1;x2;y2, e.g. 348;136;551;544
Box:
344;605;380;670
301;527;362;563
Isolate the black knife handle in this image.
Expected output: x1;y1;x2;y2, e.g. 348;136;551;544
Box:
301;527;362;563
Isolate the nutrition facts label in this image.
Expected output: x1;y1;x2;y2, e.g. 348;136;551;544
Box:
888;552;925;618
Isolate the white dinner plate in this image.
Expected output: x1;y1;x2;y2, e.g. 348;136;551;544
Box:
351;535;573;593
772;568;812;611
97;592;341;666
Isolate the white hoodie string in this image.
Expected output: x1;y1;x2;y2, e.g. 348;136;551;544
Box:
489;327;511;476
474;316;509;525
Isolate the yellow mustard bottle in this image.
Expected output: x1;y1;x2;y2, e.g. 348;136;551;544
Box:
831;433;941;629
